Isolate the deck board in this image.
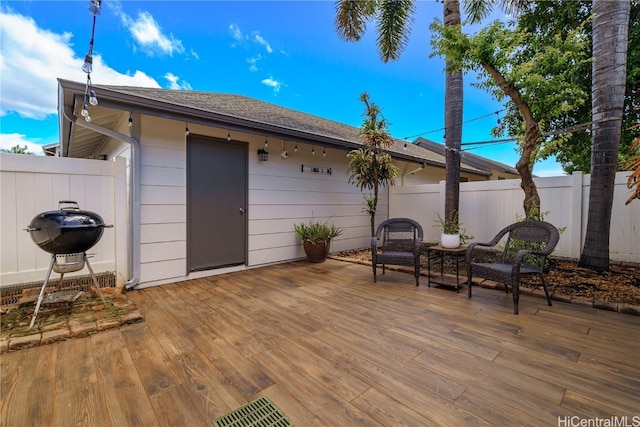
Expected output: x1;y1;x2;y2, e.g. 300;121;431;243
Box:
2;259;639;427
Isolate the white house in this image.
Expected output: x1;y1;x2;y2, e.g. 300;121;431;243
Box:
3;79;515;290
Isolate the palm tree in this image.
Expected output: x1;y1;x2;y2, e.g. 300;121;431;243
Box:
347;93;399;236
443;0;463;220
335;0;522;223
579;0;631;271
335;0;464;222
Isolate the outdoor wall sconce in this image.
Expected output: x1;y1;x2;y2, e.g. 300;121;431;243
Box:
257;148;269;161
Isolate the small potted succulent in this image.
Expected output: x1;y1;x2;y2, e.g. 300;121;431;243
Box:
433;210;473;248
294;220;343;262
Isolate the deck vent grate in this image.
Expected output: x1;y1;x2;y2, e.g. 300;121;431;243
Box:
213;396;293;427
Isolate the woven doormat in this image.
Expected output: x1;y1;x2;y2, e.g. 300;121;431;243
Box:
213;396;294;427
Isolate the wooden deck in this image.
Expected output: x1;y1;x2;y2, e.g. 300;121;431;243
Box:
2;259;639;426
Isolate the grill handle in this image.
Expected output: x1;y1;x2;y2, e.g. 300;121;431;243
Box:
59;200;80;211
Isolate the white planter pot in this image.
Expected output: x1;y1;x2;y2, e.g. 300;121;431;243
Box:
440;233;461;248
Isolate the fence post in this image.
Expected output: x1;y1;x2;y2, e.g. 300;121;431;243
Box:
568;172;583;259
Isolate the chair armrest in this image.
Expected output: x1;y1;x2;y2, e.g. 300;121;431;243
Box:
466;241;495;261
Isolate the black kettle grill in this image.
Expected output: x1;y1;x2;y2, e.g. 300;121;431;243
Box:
26;200;110;254
25;201;112;327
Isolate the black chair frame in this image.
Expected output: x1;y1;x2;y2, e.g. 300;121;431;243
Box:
466;220;560;314
372;218;423;286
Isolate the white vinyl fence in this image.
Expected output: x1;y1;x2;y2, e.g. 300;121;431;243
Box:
0;154;127;287
390;172;639;263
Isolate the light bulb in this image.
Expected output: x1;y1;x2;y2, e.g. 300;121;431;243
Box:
128;116;133;127
294;144;298;152
322;147;326;157
403;143;408;152
82;54;93;74
88;0;102;16
85;115;92;123
312;147;315;155
264;138;268;147
81;104;89;117
89;90;98;106
443;133;447;144
185;126;190;136
227;131;231;141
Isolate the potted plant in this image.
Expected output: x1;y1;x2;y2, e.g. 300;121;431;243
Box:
294;220;343;262
433;210;473;248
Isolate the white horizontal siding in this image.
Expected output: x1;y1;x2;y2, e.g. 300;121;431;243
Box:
140;223;185;244
140;241;186;263
140;259;186;283
141;205;186;224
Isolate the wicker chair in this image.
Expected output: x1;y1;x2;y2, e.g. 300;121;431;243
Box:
372;218;423;286
466;220;560;314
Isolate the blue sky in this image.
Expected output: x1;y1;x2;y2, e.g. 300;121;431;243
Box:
0;0;563;176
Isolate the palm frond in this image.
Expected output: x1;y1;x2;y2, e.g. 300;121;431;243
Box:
377;0;416;62
464;0;494;24
335;0;377;42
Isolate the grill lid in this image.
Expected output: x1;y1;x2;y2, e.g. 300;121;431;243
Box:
25;201;112;254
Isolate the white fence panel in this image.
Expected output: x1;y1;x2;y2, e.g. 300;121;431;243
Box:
390;172;639;263
0;154;127;287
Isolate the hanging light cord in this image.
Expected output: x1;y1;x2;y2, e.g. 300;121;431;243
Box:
82;1;101;122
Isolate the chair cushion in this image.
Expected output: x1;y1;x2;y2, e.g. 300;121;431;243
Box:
472;262;540;276
376;251;416;265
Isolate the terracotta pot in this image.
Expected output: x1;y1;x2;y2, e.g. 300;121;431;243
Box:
303;240;331;263
440;233;460;248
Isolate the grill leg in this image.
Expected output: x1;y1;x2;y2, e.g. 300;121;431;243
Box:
84;254;107;306
30;255;56;328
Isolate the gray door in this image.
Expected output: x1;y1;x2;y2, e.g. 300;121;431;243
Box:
187;135;247;272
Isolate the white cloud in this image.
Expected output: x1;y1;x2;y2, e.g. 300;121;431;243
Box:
0;9;161;121
254;33;273;54
262;77;283;94
229;24;244;42
0;133;46;155
165;73;192;90
247;55;263;72
122;11;185;57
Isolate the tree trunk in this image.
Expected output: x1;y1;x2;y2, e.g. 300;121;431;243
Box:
517;125;542;217
371;150;379;237
443;0;463;220
579;0;630;272
482;63;541;218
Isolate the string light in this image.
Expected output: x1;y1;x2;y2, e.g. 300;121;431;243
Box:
264;137;268;147
294;143;298;152
128;113;133;127
312;146;315;155
185;123;190;136
80;0;101;123
402;109;506;141
227;130;231;141
322;147;326;157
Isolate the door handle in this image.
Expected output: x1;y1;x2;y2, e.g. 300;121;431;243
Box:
239;208;245;214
